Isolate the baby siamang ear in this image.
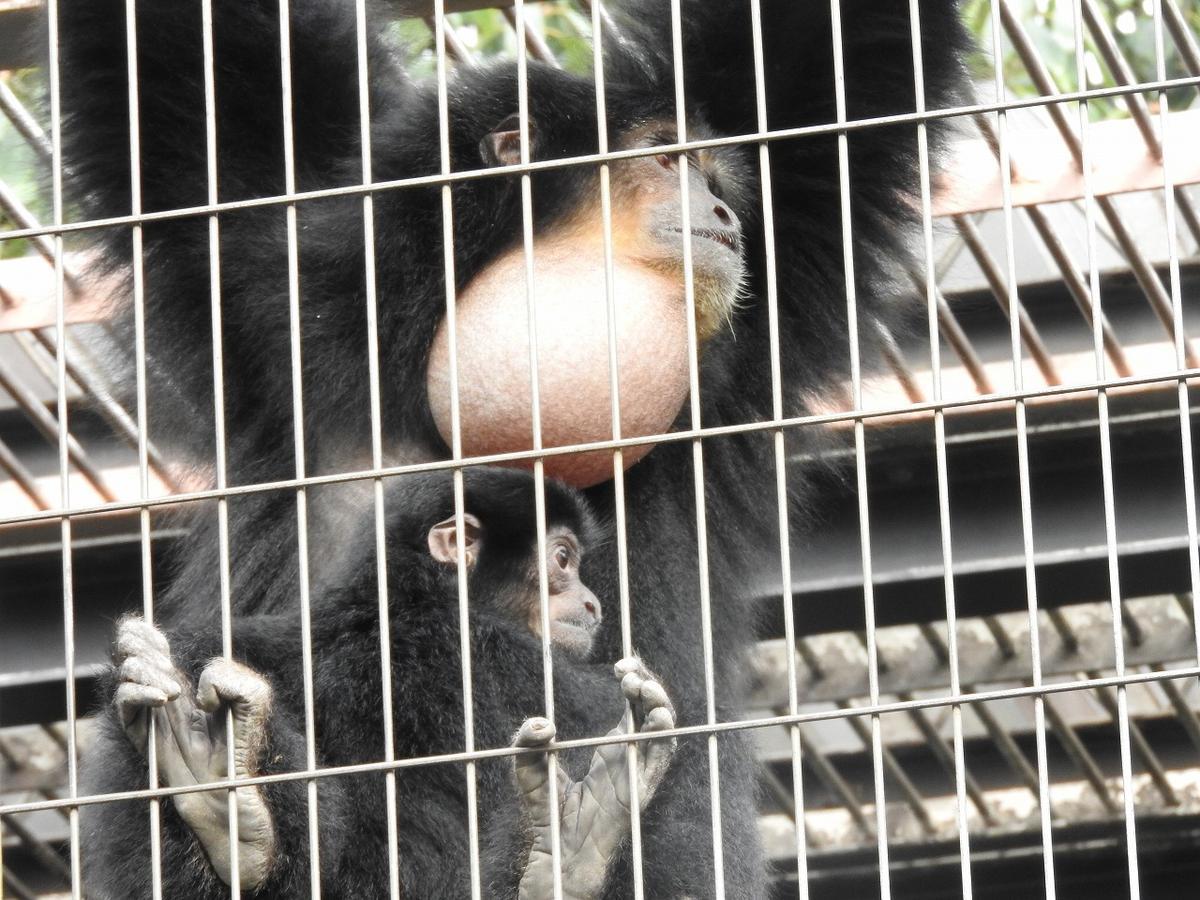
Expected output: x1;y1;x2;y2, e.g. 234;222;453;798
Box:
480;113;537;167
427;513;484;568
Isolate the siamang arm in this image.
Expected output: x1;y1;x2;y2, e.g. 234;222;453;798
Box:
56;0;408;227
605;0;968;140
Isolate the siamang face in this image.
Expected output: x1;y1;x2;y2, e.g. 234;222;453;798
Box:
608;124;748;341
477;113;750;342
426;514;602;659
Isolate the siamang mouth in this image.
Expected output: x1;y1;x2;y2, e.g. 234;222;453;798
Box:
673;227;741;254
553;617;599;634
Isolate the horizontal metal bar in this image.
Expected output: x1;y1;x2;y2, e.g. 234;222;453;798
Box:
2;74;1198;246
6;664;1200;818
2;365;1196;528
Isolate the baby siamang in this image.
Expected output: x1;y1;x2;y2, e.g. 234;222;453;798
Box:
86;468;676;898
57;0;970;895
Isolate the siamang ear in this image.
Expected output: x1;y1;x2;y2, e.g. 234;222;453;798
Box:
480;113;536;167
427;513;483;567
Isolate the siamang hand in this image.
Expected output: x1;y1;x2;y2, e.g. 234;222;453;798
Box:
513;656;677;900
112;616;277;890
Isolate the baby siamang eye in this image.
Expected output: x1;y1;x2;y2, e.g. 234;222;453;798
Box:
655;153;674;170
554;545;571;569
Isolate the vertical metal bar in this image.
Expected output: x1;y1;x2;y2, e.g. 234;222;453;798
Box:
1087;679;1178;806
908;2;973;890
840;707;935;836
502;8;556;66
968;115;1132;379
430;7;482;897
1068;3;1140;895
352;2;402;896
986;3;1056;896
198;0;242;895
588;3;647;894
121;3;165;897
1162;0;1200;76
1042;696;1119;813
934;291;996;395
666;2;725;895
424;17;473;65
952;215;1060;386
41;3;82;896
1081;0;1200;245
274;3;323;895
510;2;565;896
746;0;809;893
969;699;1043;797
898;696;996;827
827;0;890;893
997;0;1198;369
1148;0;1200;662
792;729;874;837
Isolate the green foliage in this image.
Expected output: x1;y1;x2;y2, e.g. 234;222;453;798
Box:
0;69;44;259
963;0;1200;120
390;2;593;79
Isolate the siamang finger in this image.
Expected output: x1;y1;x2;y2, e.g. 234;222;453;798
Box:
637;679;673;722
196;659;271;718
196;659;272;773
619;670;647;722
113;616;172;666
513;717;556;829
114;681;167;752
621;672;673;732
642;705;674;733
118;656;182;701
638;707;677;800
613;656;645;680
115;680;170;716
514;716;556;748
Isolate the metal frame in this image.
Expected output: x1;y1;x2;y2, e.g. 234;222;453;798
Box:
1;0;1199;898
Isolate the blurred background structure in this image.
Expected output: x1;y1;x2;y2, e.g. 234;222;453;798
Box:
1;1;1199;896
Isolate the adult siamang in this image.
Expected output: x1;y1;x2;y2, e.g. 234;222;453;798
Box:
55;0;970;896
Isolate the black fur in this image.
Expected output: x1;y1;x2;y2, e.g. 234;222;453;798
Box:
82;469;615;899
57;0;972;896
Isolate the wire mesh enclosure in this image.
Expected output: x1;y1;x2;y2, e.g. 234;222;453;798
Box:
1;0;1199;898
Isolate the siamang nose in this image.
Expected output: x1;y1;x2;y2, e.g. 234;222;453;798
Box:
696;197;739;235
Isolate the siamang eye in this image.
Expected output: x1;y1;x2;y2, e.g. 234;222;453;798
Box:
554;545;571;569
655;153;674;170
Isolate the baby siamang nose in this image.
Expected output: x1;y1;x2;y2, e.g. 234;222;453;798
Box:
584;600;597;618
713;204;732;226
